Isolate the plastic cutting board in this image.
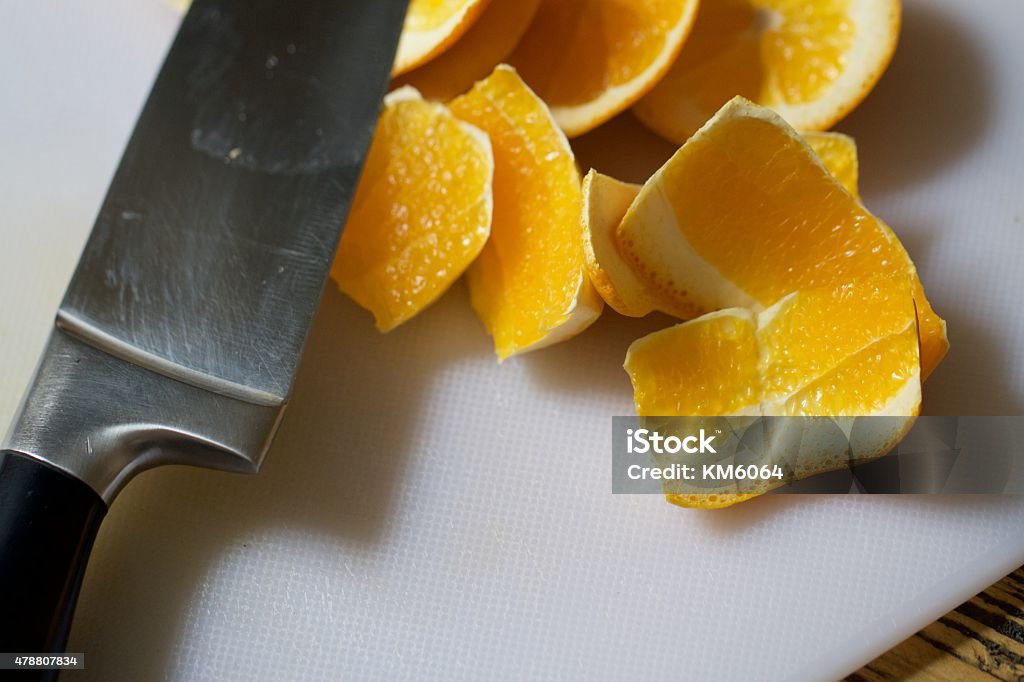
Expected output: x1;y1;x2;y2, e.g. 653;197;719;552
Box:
2;1;1023;679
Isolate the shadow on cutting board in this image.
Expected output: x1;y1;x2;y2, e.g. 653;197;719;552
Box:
838;0;993;197
877;223;1023;415
890;220;1024;415
522;310;677;397
66;283;489;680
920;302;1024;416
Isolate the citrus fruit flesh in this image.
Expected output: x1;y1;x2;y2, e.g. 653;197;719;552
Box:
508;0;701;137
617;97;947;378
581;130;859;318
331;87;493;332
624;277;921;508
625;279;920;417
395;0;542;101
633;0;901;143
449;65;603;360
393;0;494;76
805;131;860;199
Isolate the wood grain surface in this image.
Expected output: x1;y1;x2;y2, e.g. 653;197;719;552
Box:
848;566;1024;681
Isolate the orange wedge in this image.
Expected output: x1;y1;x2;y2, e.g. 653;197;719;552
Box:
634;0;901;143
331;87;493;332
507;0;701;137
449;65;603;359
395;0;542;101
581;171;656;318
625;277;921;508
582;130;859;318
617;97;947;378
393;0;494;76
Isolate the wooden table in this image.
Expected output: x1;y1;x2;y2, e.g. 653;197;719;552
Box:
848;566;1024;680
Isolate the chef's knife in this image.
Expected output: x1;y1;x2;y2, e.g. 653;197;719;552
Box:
0;0;408;663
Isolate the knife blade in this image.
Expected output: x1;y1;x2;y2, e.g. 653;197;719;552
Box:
0;0;408;660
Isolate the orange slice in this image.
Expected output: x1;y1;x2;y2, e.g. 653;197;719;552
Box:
616;97;947;378
581;171;655;318
507;0;701;137
393;0;494;76
395;0;543;101
582;130;859;318
331;87;493;332
634;0;901;143
449;65;603;359
624;277;921;508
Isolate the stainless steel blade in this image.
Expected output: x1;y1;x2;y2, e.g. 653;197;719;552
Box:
3;0;409;501
62;0;408;405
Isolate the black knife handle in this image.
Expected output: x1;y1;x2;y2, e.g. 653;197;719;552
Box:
0;450;106;672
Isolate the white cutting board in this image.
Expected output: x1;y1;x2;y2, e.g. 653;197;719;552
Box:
2;1;1023;680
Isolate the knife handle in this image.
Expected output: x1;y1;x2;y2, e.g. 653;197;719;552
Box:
0;450;106;663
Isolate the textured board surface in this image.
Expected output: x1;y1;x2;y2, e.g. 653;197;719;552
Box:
2;1;1023;680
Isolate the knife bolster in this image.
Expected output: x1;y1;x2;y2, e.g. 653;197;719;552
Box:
2;328;284;504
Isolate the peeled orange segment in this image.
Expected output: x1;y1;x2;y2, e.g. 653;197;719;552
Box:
633;0;901;144
449;65;603;360
507;0;701;137
804;131;859;198
624;277;921;509
581;134;857;318
393;0;493;76
331;87;493;332
395;0;542;101
617;97;947;377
